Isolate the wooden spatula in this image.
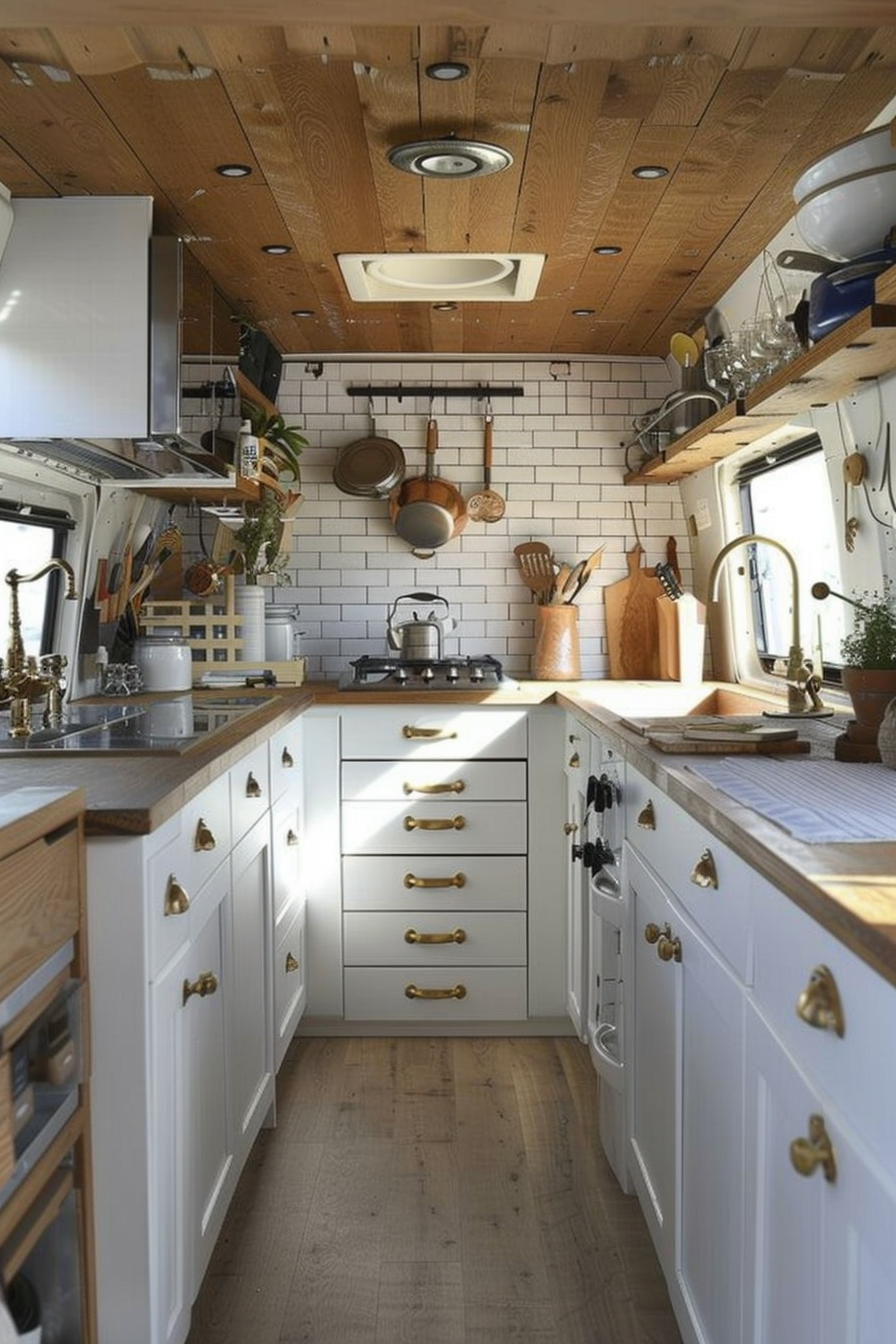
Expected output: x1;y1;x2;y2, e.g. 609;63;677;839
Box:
514;542;554;602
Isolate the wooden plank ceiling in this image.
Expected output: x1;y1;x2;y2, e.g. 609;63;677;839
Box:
1;7;896;358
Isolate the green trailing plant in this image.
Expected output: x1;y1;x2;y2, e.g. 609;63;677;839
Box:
243;400;306;484
233;494;289;586
840;583;896;669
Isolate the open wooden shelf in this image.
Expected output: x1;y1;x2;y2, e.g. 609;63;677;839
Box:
626;280;896;485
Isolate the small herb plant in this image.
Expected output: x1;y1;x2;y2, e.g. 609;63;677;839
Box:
243;400;306;484
233;494;289;586
840;583;896;669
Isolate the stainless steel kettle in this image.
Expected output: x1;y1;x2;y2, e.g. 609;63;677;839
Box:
386;592;454;660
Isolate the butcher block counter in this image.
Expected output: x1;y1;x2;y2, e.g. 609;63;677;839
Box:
0;677;894;990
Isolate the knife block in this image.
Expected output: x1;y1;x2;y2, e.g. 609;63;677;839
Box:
532;604;580;681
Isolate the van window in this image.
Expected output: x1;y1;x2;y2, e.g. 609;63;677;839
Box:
0;506;72;658
738;438;846;680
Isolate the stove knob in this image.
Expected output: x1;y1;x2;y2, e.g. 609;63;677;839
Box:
421;665;434;682
446;665;460;682
470;665;484;682
395;666;409;683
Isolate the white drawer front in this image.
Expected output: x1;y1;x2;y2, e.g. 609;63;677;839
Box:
341;759;526;802
343;966;528;1021
340;706;528;760
269;720;302;804
179;774;231;897
344;911;527;966
230;741;270;842
274;900;307;1069
342;800;527;855
271;797;302;928
342;855;526;911
564;713;587;780
751;873;896;1171
146;826;192;977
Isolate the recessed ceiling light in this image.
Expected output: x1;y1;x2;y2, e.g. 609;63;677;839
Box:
572;308;595;317
262;244;292;255
388;138;513;178
425;61;469;81
291;308;315;318
215;163;252;178
632;164;669;180
594;245;622;255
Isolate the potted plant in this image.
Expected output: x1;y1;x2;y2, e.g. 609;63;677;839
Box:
232;493;290;587
839;583;896;746
242;399;306;488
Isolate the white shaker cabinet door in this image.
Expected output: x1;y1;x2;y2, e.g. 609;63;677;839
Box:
228;814;274;1165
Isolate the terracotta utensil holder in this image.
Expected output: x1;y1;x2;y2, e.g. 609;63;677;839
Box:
533;603;580;680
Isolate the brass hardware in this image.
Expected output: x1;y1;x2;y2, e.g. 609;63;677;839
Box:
403;779;465;795
564;821;578;836
568;751;581;768
404;815;465;831
245;772;263;799
194;819;216;852
164;875;190;917
657;931;682;963
281;746;294;768
182;970;218;1005
796;965;845;1037
287;828;299;846
402;725;458;740
690;848;719;889
1;560;78;737
637;800;657;830
285;951;299;973
404;872;466;889
644;922;663;944
568;733;580;744
404;927;467;945
405;983;467;1000
790;1114;837;1184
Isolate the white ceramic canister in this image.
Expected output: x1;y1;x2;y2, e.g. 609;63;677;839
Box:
264;603;302;661
134;635;193;691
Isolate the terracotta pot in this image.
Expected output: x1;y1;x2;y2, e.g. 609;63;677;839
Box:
841;666;896;731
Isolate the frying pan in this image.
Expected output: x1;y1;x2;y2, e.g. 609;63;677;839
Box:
389;416;467;550
333;401;406;497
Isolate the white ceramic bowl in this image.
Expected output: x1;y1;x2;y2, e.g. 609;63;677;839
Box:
793;126;896;204
795;164;896;262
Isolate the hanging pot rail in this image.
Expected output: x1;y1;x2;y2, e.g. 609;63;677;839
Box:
346;383;523;401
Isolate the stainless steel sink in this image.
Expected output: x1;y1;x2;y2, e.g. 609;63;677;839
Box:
0;703;146;750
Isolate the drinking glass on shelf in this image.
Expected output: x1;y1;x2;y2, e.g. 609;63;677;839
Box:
703;342;734;402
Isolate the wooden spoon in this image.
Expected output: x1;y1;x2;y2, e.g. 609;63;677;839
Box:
514;542;554;602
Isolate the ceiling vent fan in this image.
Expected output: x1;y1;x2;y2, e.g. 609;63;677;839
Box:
336;252;545;302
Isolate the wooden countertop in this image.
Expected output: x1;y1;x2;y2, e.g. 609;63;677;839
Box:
1;677;893;992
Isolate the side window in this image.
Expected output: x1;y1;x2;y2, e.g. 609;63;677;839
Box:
738;438;846;680
0;507;72;658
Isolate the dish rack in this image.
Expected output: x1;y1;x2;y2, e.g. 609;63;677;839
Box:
627;389;726;459
139;575;306;685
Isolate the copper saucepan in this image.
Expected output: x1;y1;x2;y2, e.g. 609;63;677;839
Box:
389;416;467;550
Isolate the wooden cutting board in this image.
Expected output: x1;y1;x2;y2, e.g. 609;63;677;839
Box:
621;714;810;754
656;594;679;679
605;543;664;678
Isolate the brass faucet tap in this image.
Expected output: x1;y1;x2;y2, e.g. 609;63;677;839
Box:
707;534;826;716
1;559;78;736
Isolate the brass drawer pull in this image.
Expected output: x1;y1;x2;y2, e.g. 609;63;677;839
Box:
657;931;682;963
245;772;263;799
404;872;466;889
637;799;656;830
164;875;190;916
405;927;467;945
644;922;662;944
796;965;845;1037
405;983;467;1000
285;951;299;973
182;970;218;1005
281;747;294;768
403;779;465;795
790;1114;837;1184
568;751;581;768
194;818;216;852
404;815;466;831
690;848;718;889
402;725;458;740
286;828;299;846
564;821;578;836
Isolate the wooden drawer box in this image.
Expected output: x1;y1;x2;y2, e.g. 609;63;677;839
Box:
342;855;527;911
0;821;80;1000
341;801;527;856
343;911;527;966
340;706;528;761
341;759;526;803
343;966;528;1021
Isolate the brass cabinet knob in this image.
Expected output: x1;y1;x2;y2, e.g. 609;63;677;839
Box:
563;820;578;836
164;875;190;916
790;1114;837;1184
246;772;263;799
657;932;682;963
194;818;216;852
796;965;845;1037
404;872;466;889
405;983;467;1000
568;751;581;768
637;799;656;830
404;927;467;945
690;848;719;889
285;951;299;973
281;746;294;768
404;815;465;831
403;779;465;795
286;828;299;846
644;921;663;945
182;970;218;1005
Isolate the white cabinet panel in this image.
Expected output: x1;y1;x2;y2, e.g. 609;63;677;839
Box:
344;966;527;1021
341;800;527;855
229;815;273;1159
343;911;527;966
274;900;307;1071
341;758;525;801
342;854;526;911
340;706;528;759
229;742;270;843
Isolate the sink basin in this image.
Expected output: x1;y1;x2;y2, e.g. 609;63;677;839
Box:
0;703;145;749
680;688;785;716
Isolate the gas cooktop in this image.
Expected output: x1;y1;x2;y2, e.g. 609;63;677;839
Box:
340;654;515;691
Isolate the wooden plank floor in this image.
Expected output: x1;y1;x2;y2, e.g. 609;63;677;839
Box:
186;1037;683;1344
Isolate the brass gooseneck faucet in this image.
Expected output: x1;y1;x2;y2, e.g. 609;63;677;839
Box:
0;559;78;737
707;534;826;716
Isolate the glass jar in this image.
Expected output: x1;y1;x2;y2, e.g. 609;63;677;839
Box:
264;604;302;661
